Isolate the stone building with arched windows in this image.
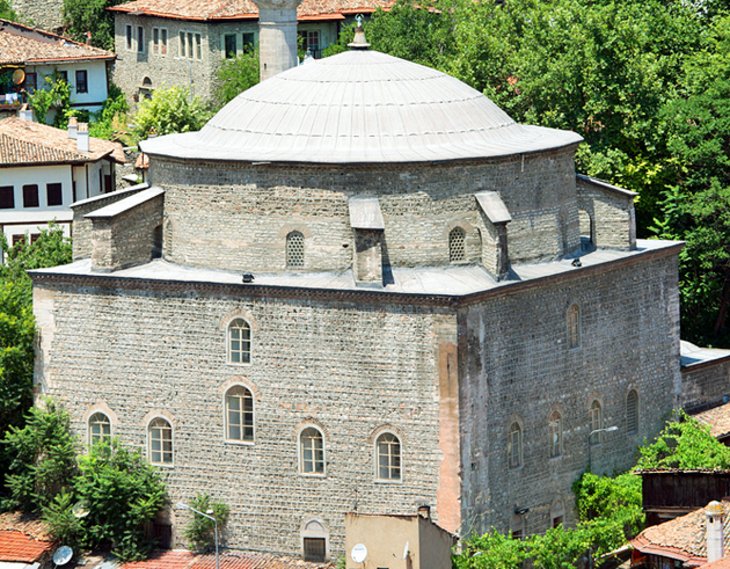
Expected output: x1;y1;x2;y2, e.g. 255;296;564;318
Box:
30;33;681;559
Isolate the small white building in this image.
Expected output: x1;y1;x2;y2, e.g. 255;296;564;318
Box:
0;19;115;116
0;115;125;248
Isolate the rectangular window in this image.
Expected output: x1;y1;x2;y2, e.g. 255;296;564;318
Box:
104;174;112;193
303;538;326;562
224;33;237;58
195;33;202;60
179;31;186;58
137;26;144;52
12;235;24;247
153;27;159;54
57;70;68;84
75;70;88;94
242;32;255;53
125;24;133;50
46;183;63;206
30;233;40;244
298;30;320;57
22;184;39;208
25;72;36;91
187;32;193;60
0;186;14;209
160;28;168;55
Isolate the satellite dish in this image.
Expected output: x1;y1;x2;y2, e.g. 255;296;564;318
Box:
351;543;367;564
52;545;73;566
11;69;25;85
403;541;410;560
72;501;90;519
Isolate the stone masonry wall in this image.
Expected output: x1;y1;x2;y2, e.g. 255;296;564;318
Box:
72;185;148;261
33;280;455;554
458;248;681;535
681;360;730;412
90;193;163;271
113;14;259;103
576;177;636;250
149;147;581;274
10;0;63;30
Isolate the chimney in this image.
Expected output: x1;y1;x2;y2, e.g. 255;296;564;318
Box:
77;122;89;152
417;505;431;520
251;0;304;81
18;104;33;122
706;501;725;563
68;116;78;139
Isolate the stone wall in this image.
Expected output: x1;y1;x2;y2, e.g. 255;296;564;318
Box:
148;147;582;274
72;184;148;261
33;278;457;554
458;247;681;535
113;14;260;103
682;360;730;412
10;0;63;31
89;191;164;271
576;175;636;250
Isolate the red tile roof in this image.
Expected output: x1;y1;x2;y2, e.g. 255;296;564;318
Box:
0;117;126;166
702;558;730;568
0;530;54;563
120;551;335;569
695;403;730;439
0;18;115;66
109;0;393;22
631;501;730;567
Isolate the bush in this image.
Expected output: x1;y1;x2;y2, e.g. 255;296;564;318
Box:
27;73;71;128
214;51;259;109
133;86;211;142
182;493;230;553
89;84;133;144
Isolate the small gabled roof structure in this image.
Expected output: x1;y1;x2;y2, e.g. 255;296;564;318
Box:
0;117;125;167
632;501;730;567
0;18;115;66
108;0;393;23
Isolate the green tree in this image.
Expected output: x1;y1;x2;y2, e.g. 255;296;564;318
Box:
27;73;72;128
1;400;78;512
133;86;211;142
453;529;526;569
214;51;260;109
63;0;123;50
0;0;17;20
182;493;230;552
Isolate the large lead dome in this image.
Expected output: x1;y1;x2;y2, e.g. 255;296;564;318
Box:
141;49;582;163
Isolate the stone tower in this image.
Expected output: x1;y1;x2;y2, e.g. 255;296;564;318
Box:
252;0;303;81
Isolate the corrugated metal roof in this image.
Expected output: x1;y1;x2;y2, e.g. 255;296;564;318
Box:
141;50;583;164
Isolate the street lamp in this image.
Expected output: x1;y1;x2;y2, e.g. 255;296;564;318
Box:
176;501;220;569
587;426;618;473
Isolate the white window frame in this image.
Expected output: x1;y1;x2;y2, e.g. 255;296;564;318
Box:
152;27;168;56
88;411;112;446
148;417;174;467
125;24;133;51
374;431;402;483
179;30;203;60
137;26;145;53
298;426;326;477
227;318;252;365
224;385;255;444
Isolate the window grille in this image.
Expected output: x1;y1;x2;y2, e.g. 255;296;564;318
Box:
449;227;466;262
376;433;401;481
226;386;254;442
286;231;305;268
303;538;326;562
509;422;522;468
626;390;639;434
88;412;111;445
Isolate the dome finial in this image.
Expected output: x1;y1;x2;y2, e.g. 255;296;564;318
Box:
348;14;370;50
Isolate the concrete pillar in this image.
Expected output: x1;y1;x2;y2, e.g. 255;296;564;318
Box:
706;501;725;563
252;0;303;81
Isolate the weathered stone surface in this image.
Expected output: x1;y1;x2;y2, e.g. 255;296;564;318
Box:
10;0;63;31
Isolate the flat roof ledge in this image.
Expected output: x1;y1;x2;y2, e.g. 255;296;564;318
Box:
84;187;164;219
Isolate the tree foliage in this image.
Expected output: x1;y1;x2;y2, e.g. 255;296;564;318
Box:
0;0;17;20
133;86;211;142
27;73;72;128
214;51;260;109
63;0;123;50
182;493;230;552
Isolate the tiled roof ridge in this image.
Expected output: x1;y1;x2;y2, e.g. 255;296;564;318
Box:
0;17;114;57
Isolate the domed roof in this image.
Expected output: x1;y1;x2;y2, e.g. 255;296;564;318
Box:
141;49;582;164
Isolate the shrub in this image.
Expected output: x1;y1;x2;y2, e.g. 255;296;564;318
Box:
214;51;259;108
182;493;230;553
133;86;211;142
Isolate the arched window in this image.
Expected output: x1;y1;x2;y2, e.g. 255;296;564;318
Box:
300;427;324;475
376;432;402;481
626;390;639;434
509;422;522;468
548;411;562;458
149;417;173;465
567;304;580;348
590;400;602;445
88;412;111;446
449;227;466;263
225;385;254;442
286;231;304;268
228;318;251;364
